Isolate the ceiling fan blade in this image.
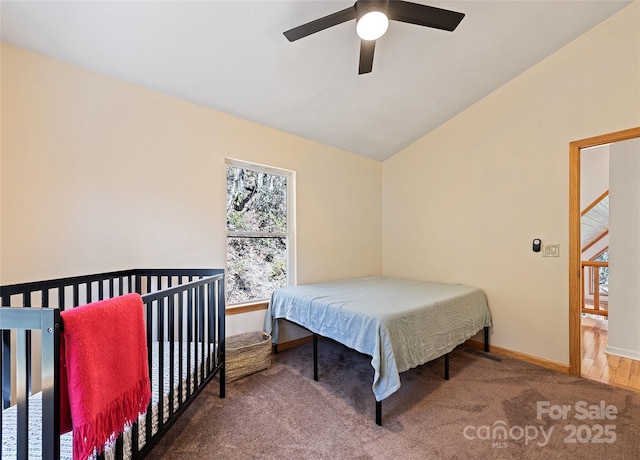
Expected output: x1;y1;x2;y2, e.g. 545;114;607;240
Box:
388;1;465;32
284;6;357;42
359;40;376;75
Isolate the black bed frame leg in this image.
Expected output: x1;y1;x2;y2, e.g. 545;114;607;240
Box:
484;326;490;352
444;353;450;380
220;362;226;399
376;401;382;426
313;333;319;381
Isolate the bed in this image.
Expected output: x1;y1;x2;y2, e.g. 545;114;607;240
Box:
264;276;492;425
0;268;225;459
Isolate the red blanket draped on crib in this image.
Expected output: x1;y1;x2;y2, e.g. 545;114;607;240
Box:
60;293;151;460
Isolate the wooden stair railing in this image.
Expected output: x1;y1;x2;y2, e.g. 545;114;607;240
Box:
581;190;609;318
581;229;608;254
581;260;608;317
581;190;609;217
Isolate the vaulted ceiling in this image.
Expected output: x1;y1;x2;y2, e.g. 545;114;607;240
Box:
0;1;632;161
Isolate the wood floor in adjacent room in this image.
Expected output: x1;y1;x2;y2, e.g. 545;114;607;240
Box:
581;315;640;391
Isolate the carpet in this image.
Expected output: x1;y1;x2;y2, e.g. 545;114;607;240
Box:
148;339;639;459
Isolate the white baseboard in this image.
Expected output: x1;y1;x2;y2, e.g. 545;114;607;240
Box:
605;345;640;360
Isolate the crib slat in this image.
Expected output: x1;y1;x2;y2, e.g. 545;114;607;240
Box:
198;285;205;388
1;330;10;409
131;416;139;457
58;287;65;312
16;329;29;460
145;298;153;444
218;277;226;398
41;309;61;460
72;283;79;308
158;297;165;430
193;285;199;387
115;433;124;458
186;287;193;398
21;295;34;403
1;293;8;409
193;287;199;390
208;282;215;372
168;293;175;418
1;335;4;427
178;290;184;405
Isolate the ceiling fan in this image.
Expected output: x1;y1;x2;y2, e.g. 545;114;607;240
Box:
283;0;465;75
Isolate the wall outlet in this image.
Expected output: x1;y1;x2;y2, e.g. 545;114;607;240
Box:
543;244;560;257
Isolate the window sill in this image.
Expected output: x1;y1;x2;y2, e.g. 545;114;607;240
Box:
226;300;269;315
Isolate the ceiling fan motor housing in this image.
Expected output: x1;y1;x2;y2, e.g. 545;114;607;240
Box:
356;0;391;19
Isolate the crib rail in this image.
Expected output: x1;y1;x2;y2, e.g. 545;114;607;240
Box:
0;268;222;311
0;268;225;460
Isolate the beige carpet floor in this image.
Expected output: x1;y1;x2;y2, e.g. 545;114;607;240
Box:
148;339;639;459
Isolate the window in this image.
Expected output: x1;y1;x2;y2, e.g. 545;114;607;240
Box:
225;159;295;305
590;249;609;296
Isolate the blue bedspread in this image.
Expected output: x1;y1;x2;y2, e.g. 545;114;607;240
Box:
264;276;492;401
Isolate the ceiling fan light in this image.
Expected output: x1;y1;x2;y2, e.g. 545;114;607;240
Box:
356;11;389;41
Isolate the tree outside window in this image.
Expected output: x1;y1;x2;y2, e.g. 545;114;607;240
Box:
592;250;609;295
226;161;294;305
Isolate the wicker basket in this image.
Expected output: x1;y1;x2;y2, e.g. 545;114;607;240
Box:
226;331;272;382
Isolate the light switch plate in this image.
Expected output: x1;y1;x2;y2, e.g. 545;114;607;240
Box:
543;244;560;257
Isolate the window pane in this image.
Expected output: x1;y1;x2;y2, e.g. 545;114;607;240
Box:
226;236;287;304
594;250;608;262
594;250;609;294
227;167;287;233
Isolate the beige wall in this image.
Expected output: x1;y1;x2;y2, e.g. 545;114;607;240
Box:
0;45;3;285
383;3;640;365
0;43;382;287
580;144;609;209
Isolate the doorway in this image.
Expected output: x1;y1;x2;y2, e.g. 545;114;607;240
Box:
569;126;640;378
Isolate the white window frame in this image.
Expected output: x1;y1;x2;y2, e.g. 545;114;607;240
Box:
225;158;296;304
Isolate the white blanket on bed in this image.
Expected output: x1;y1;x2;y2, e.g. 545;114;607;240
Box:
265;276;492;401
